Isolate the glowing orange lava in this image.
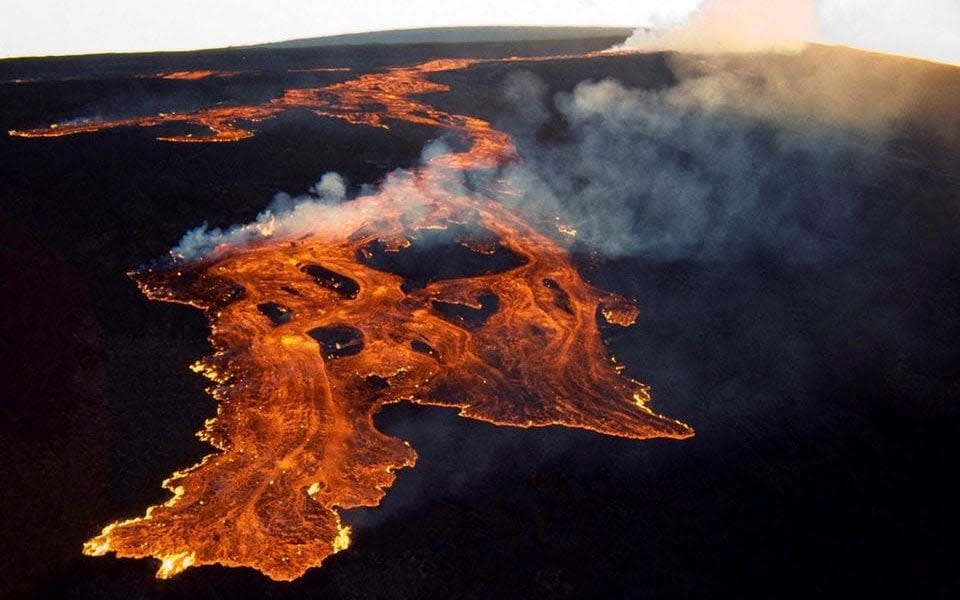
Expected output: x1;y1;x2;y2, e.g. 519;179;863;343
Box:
18;54;693;580
156;70;243;80
289;67;353;73
8;54;601;144
9;60;487;142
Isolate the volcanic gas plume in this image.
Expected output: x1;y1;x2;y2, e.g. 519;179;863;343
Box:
16;55;692;580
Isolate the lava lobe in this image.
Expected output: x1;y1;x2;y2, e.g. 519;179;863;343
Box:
25;54;696;581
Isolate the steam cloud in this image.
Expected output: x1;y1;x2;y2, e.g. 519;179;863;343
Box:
486;51;940;262
173;172;348;260
621;0;960;64
621;0;817;54
173;48;944;269
165;1;957;265
168;11;956;273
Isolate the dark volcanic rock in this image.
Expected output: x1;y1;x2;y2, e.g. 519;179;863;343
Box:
1;33;958;600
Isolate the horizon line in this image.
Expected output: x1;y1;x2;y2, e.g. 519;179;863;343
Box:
0;24;637;61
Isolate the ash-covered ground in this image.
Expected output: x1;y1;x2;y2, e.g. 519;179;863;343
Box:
1;31;958;598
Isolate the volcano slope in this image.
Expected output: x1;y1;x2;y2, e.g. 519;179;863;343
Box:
1;31;958;599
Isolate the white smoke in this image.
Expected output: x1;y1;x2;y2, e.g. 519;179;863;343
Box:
307;172;347;201
170;150;464;262
172;171;349;260
167;17;954;266
619;0;817;55
170;51;942;265
493;71;870;261
620;0;960;65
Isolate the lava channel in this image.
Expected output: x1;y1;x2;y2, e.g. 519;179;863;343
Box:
19;54;693;580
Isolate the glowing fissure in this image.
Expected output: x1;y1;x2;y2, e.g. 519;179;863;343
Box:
18;54;692;580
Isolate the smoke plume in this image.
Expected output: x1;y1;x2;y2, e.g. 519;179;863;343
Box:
482;47;958;263
620;0;960;65
621;0;817;54
171;46;953;270
173;172;348;260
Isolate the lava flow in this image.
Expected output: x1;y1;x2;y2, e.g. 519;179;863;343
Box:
7;53;602;144
155;70;243;80
21;55;693;580
7;58;498;143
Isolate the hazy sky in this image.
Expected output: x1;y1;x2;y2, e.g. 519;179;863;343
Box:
1;0;958;63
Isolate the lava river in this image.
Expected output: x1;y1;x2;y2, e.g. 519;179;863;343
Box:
15;55;694;580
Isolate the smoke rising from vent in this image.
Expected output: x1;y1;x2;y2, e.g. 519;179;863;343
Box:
621;0;817;54
619;0;960;65
173;172;348;260
173;48;947;270
491;73;860;261
483;46;960;263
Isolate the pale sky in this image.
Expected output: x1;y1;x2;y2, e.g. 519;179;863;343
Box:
1;0;958;64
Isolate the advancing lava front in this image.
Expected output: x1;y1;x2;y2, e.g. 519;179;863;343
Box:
16;54;693;580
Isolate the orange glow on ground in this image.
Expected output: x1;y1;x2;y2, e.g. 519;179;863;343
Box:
8;54;601;144
17;54;692;580
156;70;243;80
288;67;353;73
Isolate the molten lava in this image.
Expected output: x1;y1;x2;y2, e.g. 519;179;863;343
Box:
17;54;693;580
7;59;493;143
156;70;243;80
288;67;353;73
7;54;600;144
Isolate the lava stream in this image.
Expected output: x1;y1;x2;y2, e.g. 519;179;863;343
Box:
18;54;693;580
